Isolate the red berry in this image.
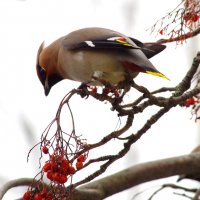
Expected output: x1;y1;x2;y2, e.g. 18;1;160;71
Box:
159;29;163;35
103;88;110;95
51;162;58;172
183;97;196;107
77;155;86;162
92;87;97;93
183;13;199;23
39;188;47;198
68;165;76;175
114;90;120;98
52;172;60;182
193;14;199;22
58;175;68;184
76;161;83;170
34;194;42;200
61;159;69;170
42;146;49;154
23;191;32;200
47;171;53;181
45;194;53;200
43;162;51;172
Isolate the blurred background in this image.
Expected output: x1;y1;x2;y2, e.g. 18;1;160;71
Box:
0;0;199;199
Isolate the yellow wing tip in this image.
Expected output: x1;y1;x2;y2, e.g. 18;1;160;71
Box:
146;71;170;80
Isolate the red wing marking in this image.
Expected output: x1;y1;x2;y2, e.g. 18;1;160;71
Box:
121;61;146;73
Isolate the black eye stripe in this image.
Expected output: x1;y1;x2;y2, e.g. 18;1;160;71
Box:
37;64;46;86
40;67;45;72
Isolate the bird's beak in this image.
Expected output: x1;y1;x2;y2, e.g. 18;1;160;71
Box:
44;76;50;96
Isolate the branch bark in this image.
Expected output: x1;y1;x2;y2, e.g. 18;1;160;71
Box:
0;178;33;200
72;152;200;200
157;27;200;44
2;153;200;200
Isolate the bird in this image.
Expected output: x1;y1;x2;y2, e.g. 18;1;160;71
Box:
36;27;168;96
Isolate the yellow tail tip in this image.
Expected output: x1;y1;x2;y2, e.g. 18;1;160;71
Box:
146;70;170;80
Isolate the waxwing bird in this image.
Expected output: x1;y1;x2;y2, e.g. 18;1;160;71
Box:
36;27;168;96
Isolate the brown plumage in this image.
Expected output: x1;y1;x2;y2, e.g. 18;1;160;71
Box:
36;27;167;95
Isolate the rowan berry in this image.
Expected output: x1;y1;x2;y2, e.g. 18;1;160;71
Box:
42;146;49;154
34;194;42;200
52;172;60;182
23;191;32;200
39;188;47;198
47;171;54;181
61;159;69;170
76;161;83;170
58;175;68;184
77;155;86;162
68;165;76;175
43;162;51;172
183;97;196;107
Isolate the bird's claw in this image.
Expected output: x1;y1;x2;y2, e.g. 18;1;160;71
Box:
77;81;92;98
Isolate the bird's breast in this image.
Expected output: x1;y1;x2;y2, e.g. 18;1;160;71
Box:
57;49;134;85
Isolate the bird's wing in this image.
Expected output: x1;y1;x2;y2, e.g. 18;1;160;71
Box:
62;35;141;50
129;37;166;59
62;34;166;59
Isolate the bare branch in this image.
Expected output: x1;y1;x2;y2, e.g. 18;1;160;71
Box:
148;183;198;200
175;51;200;96
0;178;33;199
192;188;200;200
71;152;200;200
157;27;200;44
3;153;200;200
15;46;200;200
148;0;200;44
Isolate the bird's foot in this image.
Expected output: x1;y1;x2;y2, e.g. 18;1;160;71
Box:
77;81;93;98
91;76;128;103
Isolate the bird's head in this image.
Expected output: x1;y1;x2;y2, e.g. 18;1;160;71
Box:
36;42;63;96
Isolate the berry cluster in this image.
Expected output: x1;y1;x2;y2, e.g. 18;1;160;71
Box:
42;146;87;184
87;85;97;93
24;92;89;200
150;0;199;44
182;97;197;107
23;188;53;200
23;145;87;200
102;87;120;98
183;12;199;23
87;85;121;98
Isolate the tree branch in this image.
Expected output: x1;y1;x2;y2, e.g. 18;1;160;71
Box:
3;153;200;200
13;51;200;200
157;27;200;44
0;178;33;200
72;152;200;200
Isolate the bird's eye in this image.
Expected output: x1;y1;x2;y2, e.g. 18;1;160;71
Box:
36;64;46;86
36;41;46;86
